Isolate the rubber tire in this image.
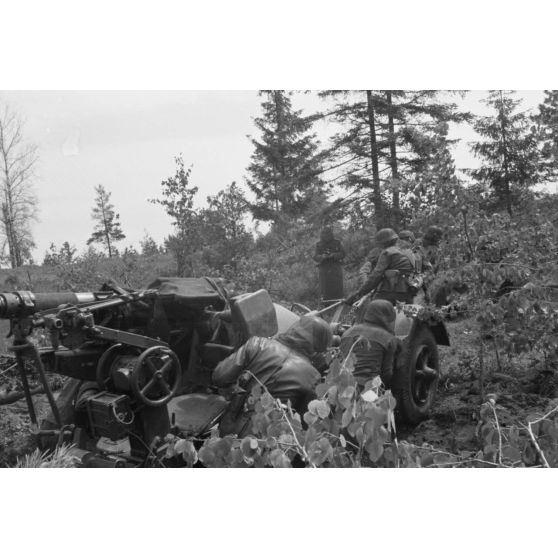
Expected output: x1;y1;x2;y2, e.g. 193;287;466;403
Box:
394;326;439;425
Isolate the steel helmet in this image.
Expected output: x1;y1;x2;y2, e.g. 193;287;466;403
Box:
375;228;399;247
399;230;415;243
424;226;443;242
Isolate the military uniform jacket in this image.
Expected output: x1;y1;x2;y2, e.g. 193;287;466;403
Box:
213;336;321;435
357;245;415;297
340;322;398;386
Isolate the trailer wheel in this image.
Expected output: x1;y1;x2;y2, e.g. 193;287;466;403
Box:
395;326;439;424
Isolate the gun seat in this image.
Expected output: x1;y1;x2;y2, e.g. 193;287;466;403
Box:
167;393;228;436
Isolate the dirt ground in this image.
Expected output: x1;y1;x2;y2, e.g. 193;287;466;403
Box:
1;316;557;466
400;318;558;454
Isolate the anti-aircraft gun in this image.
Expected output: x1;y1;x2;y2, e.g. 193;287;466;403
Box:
0;278;295;466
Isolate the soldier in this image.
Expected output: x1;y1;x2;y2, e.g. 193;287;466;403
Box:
416;225;444;304
345;228;415;306
398;230;418;269
399;229;432;302
212;315;332;437
313;227;345;302
340;300;399;389
358;245;382;286
420;225;443;272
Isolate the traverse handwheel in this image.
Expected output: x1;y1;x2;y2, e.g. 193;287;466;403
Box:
131;346;182;407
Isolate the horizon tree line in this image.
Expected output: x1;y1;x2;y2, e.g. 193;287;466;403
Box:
2;90;558;269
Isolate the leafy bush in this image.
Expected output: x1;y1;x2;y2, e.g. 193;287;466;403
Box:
165;351;400;468
14;444;78;468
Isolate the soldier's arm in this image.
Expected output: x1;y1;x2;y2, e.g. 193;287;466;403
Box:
358;261;372;285
380;338;397;386
357;251;389;297
212;337;259;386
330;241;345;262
313;243;325;263
294;367;321;416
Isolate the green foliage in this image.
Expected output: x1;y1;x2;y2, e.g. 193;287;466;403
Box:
150;155;201;275
42;241;77;266
139;231;162;257
48;246;175;291
231;222;324;306
474;399;558;468
319;90;466;227
161;348;558;468
179;353;401;468
0;103;38;269
470;91;552;214
247;90;325;223
14;444;78;468
427;195;558;370
197;182;254;271
536;89;558;168
87;184;126;257
152;159;254;277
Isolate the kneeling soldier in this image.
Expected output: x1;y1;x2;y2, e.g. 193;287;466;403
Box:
340;300;399;388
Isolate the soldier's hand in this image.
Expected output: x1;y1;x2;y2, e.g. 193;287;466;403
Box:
344;292;359;305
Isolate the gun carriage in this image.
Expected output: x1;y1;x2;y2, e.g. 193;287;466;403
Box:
0;279;449;467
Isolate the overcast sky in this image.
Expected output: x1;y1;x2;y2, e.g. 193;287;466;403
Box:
0;90;547;260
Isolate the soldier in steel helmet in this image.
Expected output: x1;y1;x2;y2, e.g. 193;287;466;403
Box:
398;230;418;268
400;229;435;303
345;228;415;306
339;299;399;389
419;225;443;272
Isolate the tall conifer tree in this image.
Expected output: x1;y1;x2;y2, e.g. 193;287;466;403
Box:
318;90;464;227
470;90;548;214
87;184;125;257
246;90;324;224
536;90;558;177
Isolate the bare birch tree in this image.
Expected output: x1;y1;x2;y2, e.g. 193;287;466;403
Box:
0;104;38;268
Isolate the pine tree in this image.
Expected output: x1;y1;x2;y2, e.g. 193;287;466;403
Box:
246;90;324;224
318;90;465;228
536;90;558;175
407;122;461;219
87;184;125;257
470;90;548;215
139;231;161;257
319;91;384;226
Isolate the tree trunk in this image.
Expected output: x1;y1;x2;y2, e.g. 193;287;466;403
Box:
386;91;400;228
498;91;513;216
366;91;384;228
2;201;18;268
100;197;113;257
273;90;288;220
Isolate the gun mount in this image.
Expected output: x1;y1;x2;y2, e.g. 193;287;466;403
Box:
1;278;302;466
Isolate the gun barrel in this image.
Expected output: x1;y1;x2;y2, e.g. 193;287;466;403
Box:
0;291;96;319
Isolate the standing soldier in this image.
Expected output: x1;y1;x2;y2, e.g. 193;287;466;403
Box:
420;226;443;272
416;226;443;304
314;227;345;303
345;228;415;306
399;229;430;303
398;230;418;270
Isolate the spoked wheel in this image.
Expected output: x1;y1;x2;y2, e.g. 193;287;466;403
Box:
395;326;440;424
131;346;182;407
